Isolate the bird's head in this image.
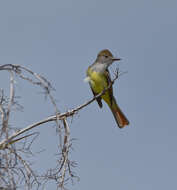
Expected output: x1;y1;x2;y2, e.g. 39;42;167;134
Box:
96;49;121;67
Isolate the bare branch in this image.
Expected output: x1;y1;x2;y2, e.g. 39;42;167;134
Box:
0;68;119;149
0;64;120;189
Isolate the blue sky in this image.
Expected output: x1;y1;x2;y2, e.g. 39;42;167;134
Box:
0;0;177;189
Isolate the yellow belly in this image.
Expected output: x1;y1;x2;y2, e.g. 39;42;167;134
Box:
88;70;111;105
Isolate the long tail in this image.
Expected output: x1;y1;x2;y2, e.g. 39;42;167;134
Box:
109;97;129;128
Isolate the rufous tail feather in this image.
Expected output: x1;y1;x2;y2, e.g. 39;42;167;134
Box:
109;97;129;128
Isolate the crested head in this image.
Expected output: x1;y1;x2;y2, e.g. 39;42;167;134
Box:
97;49;113;58
91;49;121;72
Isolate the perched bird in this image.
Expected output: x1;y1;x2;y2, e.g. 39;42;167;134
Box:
86;49;129;128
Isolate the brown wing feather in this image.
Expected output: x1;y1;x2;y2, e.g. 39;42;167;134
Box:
104;69;113;106
89;84;103;108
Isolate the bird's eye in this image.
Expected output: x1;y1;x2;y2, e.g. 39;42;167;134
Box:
105;55;108;58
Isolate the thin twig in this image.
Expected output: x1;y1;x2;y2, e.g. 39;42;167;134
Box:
0;69;119;149
0;64;120;189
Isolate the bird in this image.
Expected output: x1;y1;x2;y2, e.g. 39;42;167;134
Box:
86;49;129;128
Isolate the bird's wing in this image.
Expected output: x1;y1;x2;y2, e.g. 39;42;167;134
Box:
104;69;113;106
89;84;103;108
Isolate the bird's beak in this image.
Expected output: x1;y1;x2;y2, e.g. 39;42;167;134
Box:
112;57;121;61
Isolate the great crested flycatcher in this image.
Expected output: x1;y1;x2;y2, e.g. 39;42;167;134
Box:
86;49;129;128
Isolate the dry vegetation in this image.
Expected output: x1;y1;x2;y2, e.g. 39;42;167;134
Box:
0;64;119;190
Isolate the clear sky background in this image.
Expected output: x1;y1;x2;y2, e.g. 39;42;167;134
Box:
0;0;177;189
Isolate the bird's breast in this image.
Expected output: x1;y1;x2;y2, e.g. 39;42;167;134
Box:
88;70;107;93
